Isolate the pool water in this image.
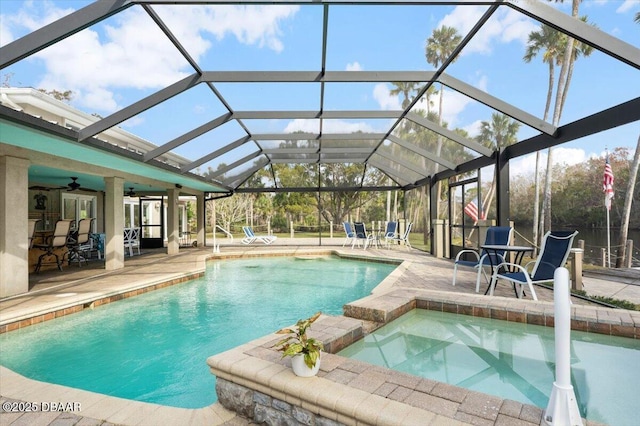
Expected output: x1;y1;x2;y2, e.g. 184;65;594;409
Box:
0;256;396;408
339;309;640;426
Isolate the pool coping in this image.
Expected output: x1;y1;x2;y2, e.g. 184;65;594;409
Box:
2;247;636;425
0;366;238;425
207;284;634;426
207;313;548;426
0;248;402;333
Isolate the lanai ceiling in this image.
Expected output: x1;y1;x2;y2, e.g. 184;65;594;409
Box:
1;0;639;195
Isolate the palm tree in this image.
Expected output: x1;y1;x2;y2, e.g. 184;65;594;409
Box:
524;17;594;250
616;136;640;267
389;82;420;109
476;113;521;219
635;11;640;23
523;24;562;253
540;0;582;243
425;25;462;221
557;16;595;120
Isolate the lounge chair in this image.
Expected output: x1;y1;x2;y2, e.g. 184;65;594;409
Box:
452;226;513;293
33;219;73;273
342;222;356;247
383;221;398;248
352;222;374;249
388;222;413;250
242;226;277;245
488;230;578;301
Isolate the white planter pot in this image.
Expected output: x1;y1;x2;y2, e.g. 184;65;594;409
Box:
291;353;320;377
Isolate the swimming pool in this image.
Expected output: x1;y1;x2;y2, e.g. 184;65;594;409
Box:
0;256;396;408
339;309;639;426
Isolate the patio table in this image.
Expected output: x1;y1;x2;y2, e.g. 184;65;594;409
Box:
480;244;534;296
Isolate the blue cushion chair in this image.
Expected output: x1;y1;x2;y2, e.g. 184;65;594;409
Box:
488;230;578;301
452;226;513;293
342;222;356;247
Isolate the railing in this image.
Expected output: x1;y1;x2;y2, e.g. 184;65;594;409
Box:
513;228;637;269
215;225;233;241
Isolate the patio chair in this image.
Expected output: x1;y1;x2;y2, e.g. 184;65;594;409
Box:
352;222;375;249
33;219;73;273
488;230;578;301
342;222;356;247
452;226;513;293
28;218;41;249
242;226;277;245
383;221;398;248
66;218;95;267
388;222;413;250
124;227;141;256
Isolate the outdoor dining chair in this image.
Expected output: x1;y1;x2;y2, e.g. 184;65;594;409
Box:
352;222;374;249
488;230;578;301
66;218;94;267
388;222;413;250
452;226;513;293
33;219;73;273
28;218;41;249
124;227;141;256
383;221;398;248
342;222;356;247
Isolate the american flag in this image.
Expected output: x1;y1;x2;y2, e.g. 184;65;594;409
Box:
464;197;485;222
603;153;614;211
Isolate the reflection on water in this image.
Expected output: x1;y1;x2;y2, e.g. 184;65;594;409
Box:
1;256;396;408
339;309;640;426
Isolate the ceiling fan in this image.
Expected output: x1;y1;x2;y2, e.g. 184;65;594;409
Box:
66;177;98;192
125;187;136;197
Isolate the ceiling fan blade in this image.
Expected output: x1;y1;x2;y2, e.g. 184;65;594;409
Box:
65;177;98;192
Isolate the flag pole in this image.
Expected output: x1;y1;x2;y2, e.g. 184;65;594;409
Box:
606;206;611;268
603;149;614;268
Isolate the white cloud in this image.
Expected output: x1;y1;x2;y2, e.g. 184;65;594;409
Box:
511;147;588;177
475;73;489;92
0;19;14;48
440;88;472;128
463;119;483;138
283;119;319;133
0;0;77;47
6;3;299;113
198;5;299;52
438;6;537;56
283;118;375;133
373;83;401;111
346;62;362;71
616;0;638;14
121;116;145;129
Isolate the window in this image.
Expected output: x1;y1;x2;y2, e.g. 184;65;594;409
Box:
61;193;96;231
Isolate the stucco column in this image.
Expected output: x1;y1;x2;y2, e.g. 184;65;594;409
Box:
0;156;30;297
104;176;124;270
167;188;179;255
196;193;205;247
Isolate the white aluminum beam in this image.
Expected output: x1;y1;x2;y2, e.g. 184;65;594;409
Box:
182;135;251;171
0;0;133;68
508;0;640;69
79;73;201;142
387;134;457;170
405;111;493;156
144;112;232;162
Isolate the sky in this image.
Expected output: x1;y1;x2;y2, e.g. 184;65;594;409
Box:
1;0;639;179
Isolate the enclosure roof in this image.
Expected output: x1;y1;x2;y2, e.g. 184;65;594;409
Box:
1;0;638;194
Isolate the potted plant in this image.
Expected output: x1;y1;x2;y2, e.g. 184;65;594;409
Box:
272;312;324;377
